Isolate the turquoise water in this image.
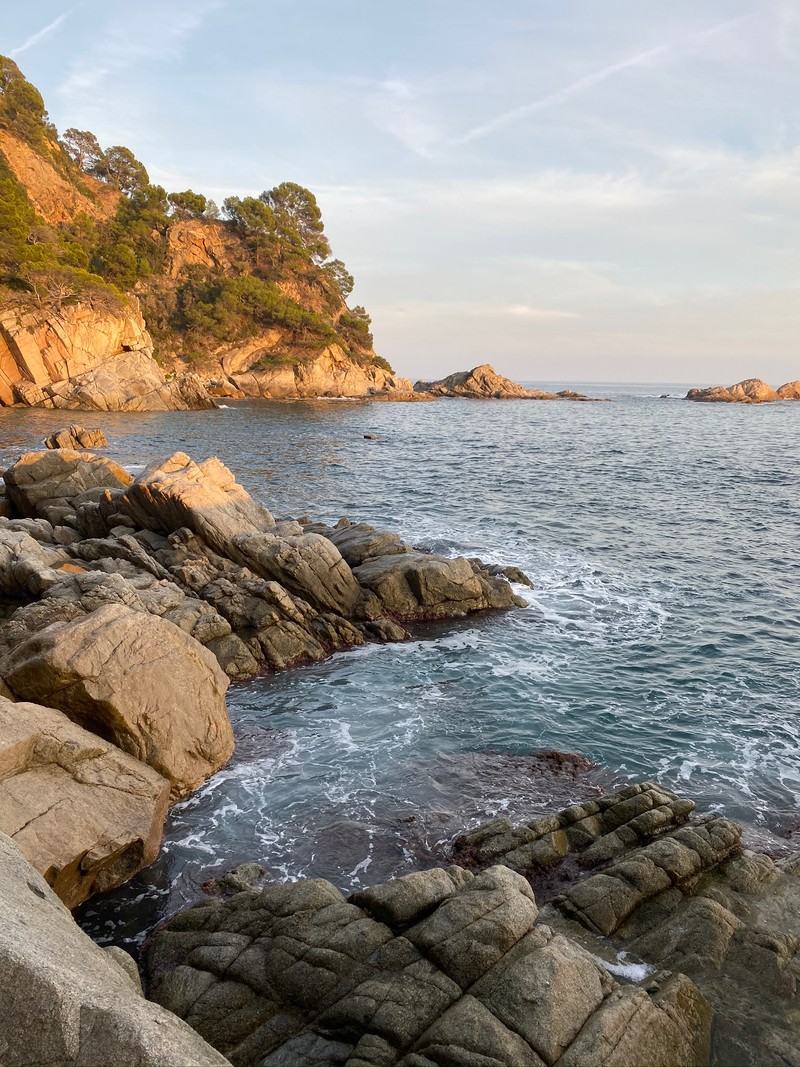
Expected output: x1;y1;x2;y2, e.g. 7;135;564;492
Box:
1;385;798;946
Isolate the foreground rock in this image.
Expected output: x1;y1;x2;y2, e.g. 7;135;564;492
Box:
0;695;169;907
0;831;230;1066
686;377;800;404
453;782;800;1066
147;862;709;1066
414;364;599;401
1;603;233;800
0;453;528;683
44;424;108;450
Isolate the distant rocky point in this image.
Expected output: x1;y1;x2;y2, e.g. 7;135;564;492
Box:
686;377;800;404
414;364;604;400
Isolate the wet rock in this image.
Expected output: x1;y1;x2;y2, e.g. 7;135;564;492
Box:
44;424;108;450
454;781;800;1066
0;696;169;908
146;863;710;1067
1;603;233;800
0;831;229;1065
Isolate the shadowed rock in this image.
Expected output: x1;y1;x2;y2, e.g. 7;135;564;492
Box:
146;861;709;1067
0;831;230;1065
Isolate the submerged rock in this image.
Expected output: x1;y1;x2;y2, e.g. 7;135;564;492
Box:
146;861;709;1067
0;831;230;1065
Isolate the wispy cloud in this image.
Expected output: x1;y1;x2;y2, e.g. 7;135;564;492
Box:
10;10;71;58
451;43;670;146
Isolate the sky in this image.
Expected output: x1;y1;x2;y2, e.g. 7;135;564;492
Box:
5;1;800;384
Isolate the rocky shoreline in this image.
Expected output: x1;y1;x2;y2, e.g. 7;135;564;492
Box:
0;445;798;1066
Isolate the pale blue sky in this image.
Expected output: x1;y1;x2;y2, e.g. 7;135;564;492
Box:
6;1;800;384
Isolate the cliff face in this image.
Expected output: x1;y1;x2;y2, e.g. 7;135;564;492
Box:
0;130;120;225
0;299;213;411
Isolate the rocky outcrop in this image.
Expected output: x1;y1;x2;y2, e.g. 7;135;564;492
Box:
1;603;233;800
0;299;215;410
224;343;415;399
414;364;598;401
44;424;107;450
0;454;527;685
166;218;239;278
777;379;800;399
0;696;169;907
452;782;800;1066
146;861;711;1067
686;377;795;403
0;129;121;226
0;831;230;1066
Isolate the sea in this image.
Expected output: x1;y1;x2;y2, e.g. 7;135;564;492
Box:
1;382;798;950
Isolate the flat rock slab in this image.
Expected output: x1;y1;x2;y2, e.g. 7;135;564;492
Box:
146;864;710;1067
0;831;230;1066
1;602;233;800
0;696;169;908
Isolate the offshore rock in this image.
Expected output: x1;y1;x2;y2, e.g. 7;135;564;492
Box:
44;424;108;450
146;863;710;1067
1;603;233;801
0;831;230;1066
686;378;781;403
453;782;800;1066
777;379;800;399
414;364;596;401
0;696;169;908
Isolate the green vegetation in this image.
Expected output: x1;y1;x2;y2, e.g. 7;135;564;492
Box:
0;54;395;374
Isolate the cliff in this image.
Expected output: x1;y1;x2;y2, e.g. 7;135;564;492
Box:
0;299;213;411
0;55;408;407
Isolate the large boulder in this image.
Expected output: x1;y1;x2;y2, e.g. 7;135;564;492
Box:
0;831;230;1065
353;551;522;619
3;449;132;521
1;603;233;800
777;379;800;399
103;452;276;555
146;864;710;1066
0;696;169;908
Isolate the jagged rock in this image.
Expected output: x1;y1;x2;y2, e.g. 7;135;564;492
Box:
0;603;233;800
414;364;597;401
453;782;800;1066
0;831;230;1065
0;526;69;599
3;449;132;521
305;518;412;567
777;379;800;399
227;343;415;399
103;452;275;554
686;378;781;404
38;349;217;412
44;424;108;450
0;696;169;908
146;863;710;1067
